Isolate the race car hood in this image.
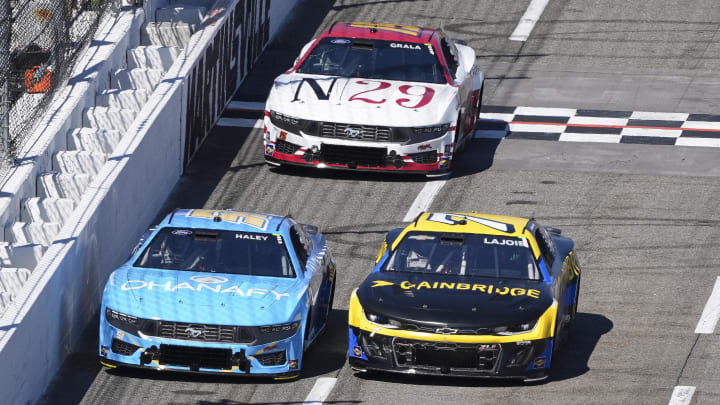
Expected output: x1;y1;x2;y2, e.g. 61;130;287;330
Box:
357;272;553;328
103;267;304;325
268;74;457;127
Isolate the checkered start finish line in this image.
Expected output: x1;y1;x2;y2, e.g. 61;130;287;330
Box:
220;101;720;148
478;105;720;147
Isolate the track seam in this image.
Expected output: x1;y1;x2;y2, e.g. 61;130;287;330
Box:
674;334;700;386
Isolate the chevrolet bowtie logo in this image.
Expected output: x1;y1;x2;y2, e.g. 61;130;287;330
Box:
371;280;395;288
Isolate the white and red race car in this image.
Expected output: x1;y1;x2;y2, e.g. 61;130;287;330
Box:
263;22;484;176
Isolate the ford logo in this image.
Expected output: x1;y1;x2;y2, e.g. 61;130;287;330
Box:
344;127;362;138
184;327;206;338
189;275;228;284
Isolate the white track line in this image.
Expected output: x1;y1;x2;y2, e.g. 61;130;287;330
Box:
558;133;622;143
228;100;265;111
630;111;689;121
668;386;696;405
514;106;575;117
216;118;264;128
675;138;720;148
620;127;682;138
403;178;448;222
695;276;720;333
303;377;337;405
509;0;551;41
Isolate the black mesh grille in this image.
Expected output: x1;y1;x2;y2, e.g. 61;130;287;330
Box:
321;144;387;167
275;139;301;155
393;339;500;372
256;350;286;366
320;122;398;142
397;321;491;335
157;321;252;343
111;338;139;356
159;345;233;370
407;150;438;164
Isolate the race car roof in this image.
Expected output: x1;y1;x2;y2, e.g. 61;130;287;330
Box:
410;212;531;237
160;209;290;234
323;22;438;44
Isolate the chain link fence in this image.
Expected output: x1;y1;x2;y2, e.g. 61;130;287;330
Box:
0;0;113;168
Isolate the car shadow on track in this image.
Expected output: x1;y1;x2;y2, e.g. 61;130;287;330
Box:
352;312;612;387
549;312;613;382
450;138;502;179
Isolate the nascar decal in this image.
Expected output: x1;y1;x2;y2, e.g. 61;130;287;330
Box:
120;276;290;300
292;77;338;101
371;279;541;299
186;209;270;231
348;22;423;37
427;213;515;233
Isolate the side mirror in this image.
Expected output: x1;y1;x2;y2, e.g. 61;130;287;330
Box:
451;37;468;46
385;227;404;247
131;226;156;257
546;227;562;236
301;223;319;235
375;228;404;264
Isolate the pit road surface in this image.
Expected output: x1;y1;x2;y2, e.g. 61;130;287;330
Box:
40;0;720;404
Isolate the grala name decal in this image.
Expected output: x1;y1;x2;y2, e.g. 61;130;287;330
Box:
121;280;290;300
390;43;421;50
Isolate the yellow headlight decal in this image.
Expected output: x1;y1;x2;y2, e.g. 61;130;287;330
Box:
348;293;556;343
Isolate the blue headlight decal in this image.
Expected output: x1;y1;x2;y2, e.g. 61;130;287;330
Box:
348;328;368;360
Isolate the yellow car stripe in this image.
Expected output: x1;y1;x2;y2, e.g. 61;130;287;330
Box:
349;22;423;36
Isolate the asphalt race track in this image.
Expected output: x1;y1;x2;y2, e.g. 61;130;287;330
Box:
40;1;720;404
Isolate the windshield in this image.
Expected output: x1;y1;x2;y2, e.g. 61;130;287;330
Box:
297;37;445;84
134;228;295;278
382;232;541;280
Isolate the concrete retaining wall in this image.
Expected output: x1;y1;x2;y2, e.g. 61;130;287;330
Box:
0;0;298;403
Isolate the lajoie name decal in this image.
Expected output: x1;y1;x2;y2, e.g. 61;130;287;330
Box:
483;237;529;247
371;280;541;299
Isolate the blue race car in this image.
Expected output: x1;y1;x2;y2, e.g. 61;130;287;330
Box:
99;209;336;379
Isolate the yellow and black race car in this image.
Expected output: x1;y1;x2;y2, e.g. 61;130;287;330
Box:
348;212;581;382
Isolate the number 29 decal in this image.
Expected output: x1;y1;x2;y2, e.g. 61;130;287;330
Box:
349;80;435;109
293;78;436;109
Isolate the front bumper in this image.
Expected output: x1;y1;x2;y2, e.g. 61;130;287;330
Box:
263;117;455;174
348;327;552;381
99;316;303;377
346;291;556;381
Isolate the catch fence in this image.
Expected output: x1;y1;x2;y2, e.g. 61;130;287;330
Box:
0;0;113;166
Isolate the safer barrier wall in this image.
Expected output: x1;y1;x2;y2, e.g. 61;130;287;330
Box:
0;0;298;403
